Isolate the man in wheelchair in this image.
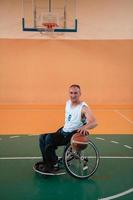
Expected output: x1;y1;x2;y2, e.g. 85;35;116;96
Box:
38;84;97;173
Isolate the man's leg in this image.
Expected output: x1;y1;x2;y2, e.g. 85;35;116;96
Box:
38;129;77;172
39;134;48;162
44;134;58;165
39;128;62;164
39;133;59;163
48;129;77;157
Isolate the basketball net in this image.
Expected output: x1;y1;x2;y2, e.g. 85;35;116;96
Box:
42;22;58;32
36;12;59;35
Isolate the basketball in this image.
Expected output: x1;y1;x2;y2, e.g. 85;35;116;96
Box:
71;132;89;151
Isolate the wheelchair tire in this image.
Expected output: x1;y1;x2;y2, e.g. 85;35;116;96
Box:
63;140;100;179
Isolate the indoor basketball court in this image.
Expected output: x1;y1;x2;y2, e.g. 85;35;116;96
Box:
0;0;133;200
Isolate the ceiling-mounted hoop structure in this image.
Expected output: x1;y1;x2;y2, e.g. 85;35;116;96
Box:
22;0;78;32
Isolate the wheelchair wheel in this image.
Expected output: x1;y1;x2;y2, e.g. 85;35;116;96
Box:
63;140;100;179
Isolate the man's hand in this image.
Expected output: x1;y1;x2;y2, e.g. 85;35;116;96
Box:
77;126;89;135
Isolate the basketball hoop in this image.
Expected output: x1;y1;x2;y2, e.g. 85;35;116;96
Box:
36;22;59;35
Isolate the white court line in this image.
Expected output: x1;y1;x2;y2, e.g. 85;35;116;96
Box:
0;109;62;111
123;145;132;149
0;156;133;160
98;156;133;159
0;157;42;160
99;188;133;200
0;109;133;111
96;137;105;141
9;136;20;139
110;141;119;144
93;109;133;111
28;134;39;136
114;110;133;124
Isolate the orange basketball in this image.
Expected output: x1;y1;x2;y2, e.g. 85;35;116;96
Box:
71;132;89;151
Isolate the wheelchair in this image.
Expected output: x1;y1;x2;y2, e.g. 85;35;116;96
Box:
63;139;100;179
34;139;100;179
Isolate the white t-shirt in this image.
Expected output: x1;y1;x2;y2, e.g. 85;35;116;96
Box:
63;100;88;132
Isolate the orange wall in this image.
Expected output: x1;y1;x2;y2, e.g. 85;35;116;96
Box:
0;39;133;105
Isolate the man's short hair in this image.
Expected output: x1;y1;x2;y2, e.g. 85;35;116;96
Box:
69;84;81;90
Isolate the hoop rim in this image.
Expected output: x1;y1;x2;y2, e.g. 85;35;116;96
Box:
36;22;59;33
42;22;59;30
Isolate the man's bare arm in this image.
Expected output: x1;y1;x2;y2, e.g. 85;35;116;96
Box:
77;105;98;135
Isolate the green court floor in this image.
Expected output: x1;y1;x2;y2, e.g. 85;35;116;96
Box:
0;134;133;200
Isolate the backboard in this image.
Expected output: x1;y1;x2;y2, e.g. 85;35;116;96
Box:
22;0;77;32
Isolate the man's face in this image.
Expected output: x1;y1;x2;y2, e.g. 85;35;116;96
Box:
69;87;81;103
